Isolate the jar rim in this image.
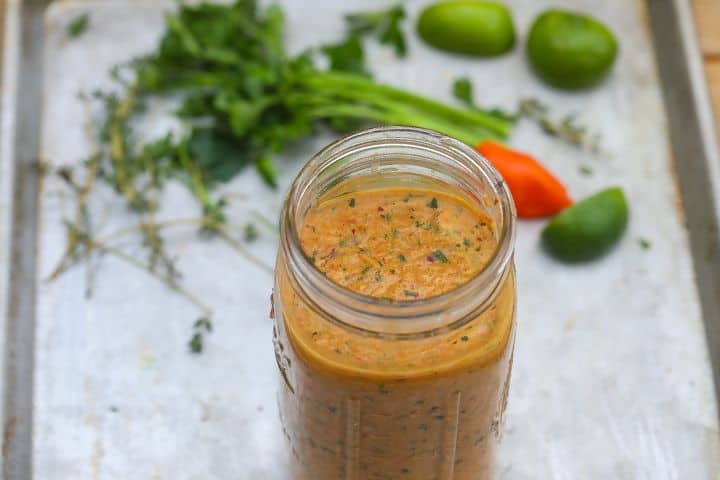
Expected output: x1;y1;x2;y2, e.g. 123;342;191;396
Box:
280;126;516;338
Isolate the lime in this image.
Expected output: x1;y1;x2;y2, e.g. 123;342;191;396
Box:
417;1;515;57
542;187;628;262
527;9;618;90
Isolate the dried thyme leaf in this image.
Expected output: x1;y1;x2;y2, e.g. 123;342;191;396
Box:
519;97;601;152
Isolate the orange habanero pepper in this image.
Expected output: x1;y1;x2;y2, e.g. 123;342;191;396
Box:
477;141;572;218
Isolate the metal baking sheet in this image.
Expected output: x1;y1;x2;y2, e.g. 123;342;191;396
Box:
1;0;720;478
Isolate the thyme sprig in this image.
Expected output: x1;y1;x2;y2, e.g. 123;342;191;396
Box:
518;98;601;152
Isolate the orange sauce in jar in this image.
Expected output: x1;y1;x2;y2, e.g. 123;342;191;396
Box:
274;183;515;479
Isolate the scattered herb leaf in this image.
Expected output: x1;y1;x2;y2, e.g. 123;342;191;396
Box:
345;4;408;57
189;332;204;354
452;77;473;107
322;35;369;76
244;223;259;242
579;165;594;176
189;315;214;354
194;316;213;332
452;77;517;122
67;13;90;38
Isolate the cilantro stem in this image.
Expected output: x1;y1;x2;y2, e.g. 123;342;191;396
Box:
300;72;513;138
296;101;492;146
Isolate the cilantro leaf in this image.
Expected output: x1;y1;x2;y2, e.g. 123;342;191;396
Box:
453;77;474;107
322;35;369;76
453;76;517;122
345;5;407;57
186;128;250;184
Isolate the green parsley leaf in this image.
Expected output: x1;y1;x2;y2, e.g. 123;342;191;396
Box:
427;197;438;209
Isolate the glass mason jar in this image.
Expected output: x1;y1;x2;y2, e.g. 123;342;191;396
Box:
273;127;517;480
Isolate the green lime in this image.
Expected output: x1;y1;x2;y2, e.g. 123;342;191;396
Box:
527;9;618;90
542;187;628;262
417;1;515;57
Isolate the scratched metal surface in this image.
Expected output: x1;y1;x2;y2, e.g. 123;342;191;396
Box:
0;0;718;478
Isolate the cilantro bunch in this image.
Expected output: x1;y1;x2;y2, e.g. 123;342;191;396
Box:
92;0;513;223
